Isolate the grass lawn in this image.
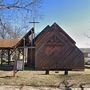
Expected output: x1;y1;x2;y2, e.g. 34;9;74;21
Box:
0;69;89;88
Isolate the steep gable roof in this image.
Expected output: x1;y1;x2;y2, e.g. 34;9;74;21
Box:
51;22;76;44
35;22;76;44
15;27;34;47
0;22;76;48
35;25;50;41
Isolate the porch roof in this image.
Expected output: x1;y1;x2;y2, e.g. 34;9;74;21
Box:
0;38;20;49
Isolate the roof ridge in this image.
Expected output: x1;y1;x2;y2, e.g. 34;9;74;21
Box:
35;25;50;41
51;22;76;44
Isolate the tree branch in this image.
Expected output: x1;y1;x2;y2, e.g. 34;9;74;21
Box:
0;0;37;10
25;0;37;7
0;5;31;11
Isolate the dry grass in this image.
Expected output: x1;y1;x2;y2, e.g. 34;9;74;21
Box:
0;69;89;87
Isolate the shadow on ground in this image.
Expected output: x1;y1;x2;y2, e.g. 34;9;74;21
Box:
0;64;34;71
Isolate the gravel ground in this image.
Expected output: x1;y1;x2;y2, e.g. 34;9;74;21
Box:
0;86;89;90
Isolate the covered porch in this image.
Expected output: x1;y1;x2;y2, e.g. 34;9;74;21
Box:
0;28;35;70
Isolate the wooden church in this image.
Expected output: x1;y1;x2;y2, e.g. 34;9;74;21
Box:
0;23;84;73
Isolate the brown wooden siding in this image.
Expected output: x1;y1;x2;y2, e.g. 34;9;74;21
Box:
27;48;35;68
35;23;84;70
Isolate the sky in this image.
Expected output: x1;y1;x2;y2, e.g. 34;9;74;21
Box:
1;0;90;48
35;0;90;48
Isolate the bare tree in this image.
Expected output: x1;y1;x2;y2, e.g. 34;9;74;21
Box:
0;0;42;39
0;18;15;39
0;18;30;39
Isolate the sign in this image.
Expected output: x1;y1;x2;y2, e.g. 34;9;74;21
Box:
16;60;24;70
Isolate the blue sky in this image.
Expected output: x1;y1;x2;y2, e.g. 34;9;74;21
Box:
1;0;90;48
36;0;90;48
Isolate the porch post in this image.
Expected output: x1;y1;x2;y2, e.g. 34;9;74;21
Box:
1;49;3;66
7;49;10;65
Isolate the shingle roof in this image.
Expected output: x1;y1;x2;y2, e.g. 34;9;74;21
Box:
0;38;20;48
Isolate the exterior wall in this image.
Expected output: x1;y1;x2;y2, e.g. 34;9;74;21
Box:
27;48;35;68
35;25;84;71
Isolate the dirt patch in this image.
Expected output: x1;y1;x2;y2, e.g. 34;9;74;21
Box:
0;86;61;90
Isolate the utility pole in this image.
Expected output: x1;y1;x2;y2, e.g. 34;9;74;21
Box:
29;18;39;45
29;0;39;68
29;18;39;68
29;0;39;42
